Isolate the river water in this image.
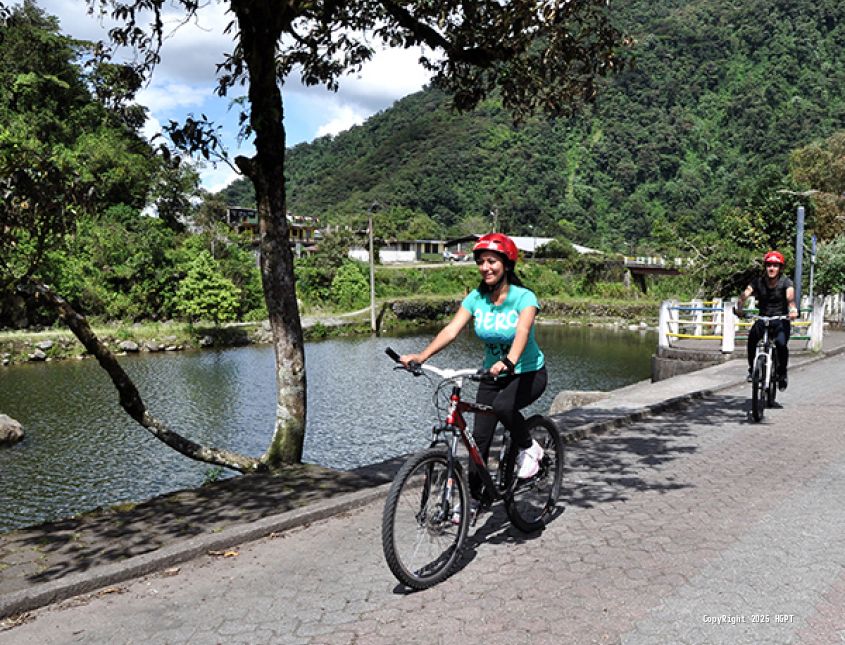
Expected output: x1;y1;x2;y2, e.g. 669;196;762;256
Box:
0;324;655;532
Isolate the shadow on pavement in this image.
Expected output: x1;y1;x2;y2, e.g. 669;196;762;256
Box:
561;394;747;510
0;463;391;595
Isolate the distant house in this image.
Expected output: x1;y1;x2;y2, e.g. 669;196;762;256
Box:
383;239;445;261
225;207;320;254
349;239;446;263
226;206;256;231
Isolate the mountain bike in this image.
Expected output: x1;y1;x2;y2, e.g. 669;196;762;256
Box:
740;313;790;422
381;347;564;590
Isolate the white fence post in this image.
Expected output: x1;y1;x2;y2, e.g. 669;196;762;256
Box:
809;296;825;352
721;299;736;353
658;300;672;349
669;299;679;341
712;297;723;336
692;298;703;336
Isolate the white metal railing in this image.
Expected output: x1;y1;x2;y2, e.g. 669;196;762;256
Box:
821;293;845;324
624;256;694;268
658;297;824;354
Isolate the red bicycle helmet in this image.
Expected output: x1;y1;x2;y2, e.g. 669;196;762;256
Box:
763;250;785;265
472;233;519;264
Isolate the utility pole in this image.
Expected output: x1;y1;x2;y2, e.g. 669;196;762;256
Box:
794;205;805;307
809;234;817;302
368;202;380;333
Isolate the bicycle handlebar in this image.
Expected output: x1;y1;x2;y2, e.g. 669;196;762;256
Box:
737;312;791;322
385;347;494;381
732;307;791;322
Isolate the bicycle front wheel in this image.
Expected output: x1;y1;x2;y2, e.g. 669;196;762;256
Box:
381;448;469;590
767;352;778;406
751;354;766;422
505;415;564;533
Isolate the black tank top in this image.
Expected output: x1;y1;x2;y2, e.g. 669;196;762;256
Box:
751;275;793;316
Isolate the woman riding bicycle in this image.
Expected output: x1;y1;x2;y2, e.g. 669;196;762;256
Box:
735;250;799;390
399;233;548;510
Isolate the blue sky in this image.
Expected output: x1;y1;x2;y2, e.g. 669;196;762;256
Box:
37;0;431;192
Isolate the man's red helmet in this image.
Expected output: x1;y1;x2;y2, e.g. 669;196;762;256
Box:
763;250;785;265
472;233;519;264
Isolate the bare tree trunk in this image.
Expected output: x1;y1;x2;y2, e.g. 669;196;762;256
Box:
21;279;262;473
232;0;307;467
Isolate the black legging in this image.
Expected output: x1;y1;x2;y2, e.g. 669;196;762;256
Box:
747;319;791;377
469;366;547;498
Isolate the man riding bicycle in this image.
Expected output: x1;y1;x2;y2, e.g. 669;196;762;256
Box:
735;250;799;390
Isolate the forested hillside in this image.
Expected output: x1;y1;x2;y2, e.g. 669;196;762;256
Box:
223;0;845;253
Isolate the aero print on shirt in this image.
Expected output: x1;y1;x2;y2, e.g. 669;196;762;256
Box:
461;285;545;374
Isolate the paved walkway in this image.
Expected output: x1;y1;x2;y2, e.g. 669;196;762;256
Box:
1;331;844;643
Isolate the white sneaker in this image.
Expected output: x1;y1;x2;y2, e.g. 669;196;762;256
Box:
516;440;544;479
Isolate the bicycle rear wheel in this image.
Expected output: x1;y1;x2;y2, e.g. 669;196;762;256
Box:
504;415;564;533
751;354;766;422
381;447;469;590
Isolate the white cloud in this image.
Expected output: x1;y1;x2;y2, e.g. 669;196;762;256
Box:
202;164;242;195
34;1;433;187
315;105;369;139
288;46;432;113
342;46;432;107
137;83;214;112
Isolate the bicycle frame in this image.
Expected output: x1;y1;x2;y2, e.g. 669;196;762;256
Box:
749;315;789;391
434;380;513;505
753;323;775;391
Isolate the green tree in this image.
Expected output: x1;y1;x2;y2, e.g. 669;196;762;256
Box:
0;1;161;289
790;131;845;240
815;236;845;296
49;207;179;321
535;238;576;259
0;3;257;472
402;212;445;241
194;191;230;232
148;160;202;233
175;251;241;323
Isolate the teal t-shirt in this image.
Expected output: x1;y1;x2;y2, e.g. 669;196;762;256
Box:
460;285;545;373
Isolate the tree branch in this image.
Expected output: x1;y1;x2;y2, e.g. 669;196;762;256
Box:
378;0;514;65
19;279;264;474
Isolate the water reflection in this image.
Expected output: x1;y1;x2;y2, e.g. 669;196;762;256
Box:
0;324;654;531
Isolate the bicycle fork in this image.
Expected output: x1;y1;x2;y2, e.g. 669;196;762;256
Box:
418;430;462;525
440;433;461;520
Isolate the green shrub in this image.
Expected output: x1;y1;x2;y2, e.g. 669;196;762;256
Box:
243;306;269;322
329;261;369;310
175;251;241;324
594;282;635;299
